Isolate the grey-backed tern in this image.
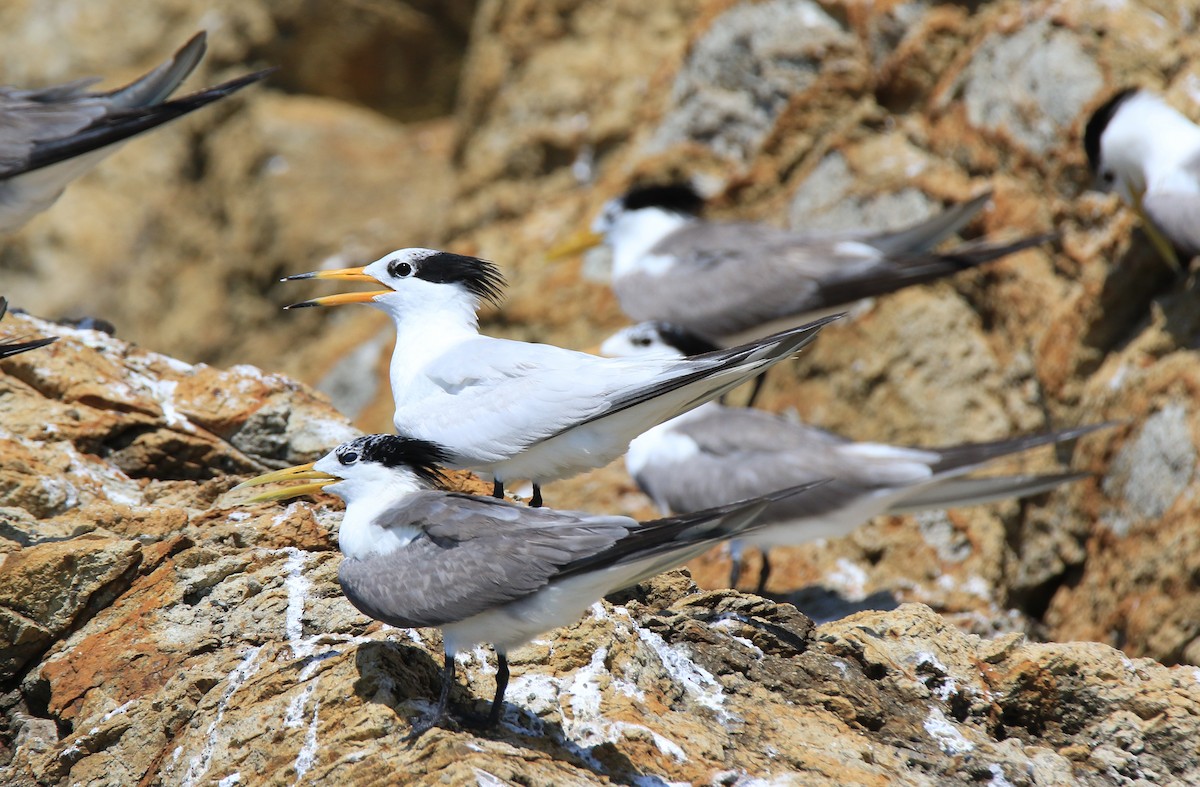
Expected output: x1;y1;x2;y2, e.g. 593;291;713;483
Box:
554;184;1054;347
603;321;1105;592
1084;87;1200;269
283;248;835;506
238;433;826;734
0;32;272;233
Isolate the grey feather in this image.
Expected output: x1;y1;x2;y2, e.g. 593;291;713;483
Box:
614;197;1051;341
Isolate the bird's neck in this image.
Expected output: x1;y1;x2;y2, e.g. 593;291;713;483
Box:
337;482;425;560
608;208;694;277
625;402;717;478
375;290;482;373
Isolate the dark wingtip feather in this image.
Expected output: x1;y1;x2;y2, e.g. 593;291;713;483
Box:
15;67;275;178
1084;87;1140;173
0;336;58;359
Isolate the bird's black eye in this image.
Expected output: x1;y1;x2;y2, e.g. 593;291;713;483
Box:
388;261;413;278
632;336;652;347
339;451;359;465
1102;171;1115;184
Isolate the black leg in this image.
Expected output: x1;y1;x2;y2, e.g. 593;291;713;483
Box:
492;479;504;499
755;549;772;596
729;553;743;589
744;372;768;409
529;484;543;508
406;651;456;740
487;653;510;728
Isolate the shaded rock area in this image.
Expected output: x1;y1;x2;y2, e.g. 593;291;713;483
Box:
4;0;1200;782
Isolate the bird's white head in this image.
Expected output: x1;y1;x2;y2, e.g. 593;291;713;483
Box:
237;434;452;559
282;248;506;327
1086;88;1200;201
591;184;705;276
601;321;721;360
311;434;449;506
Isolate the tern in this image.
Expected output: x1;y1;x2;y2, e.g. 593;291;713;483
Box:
552;184;1055;347
1084;87;1200;270
0;31;273;233
283;248;835;506
603;321;1106;592
0;297;57;358
237;433;826;734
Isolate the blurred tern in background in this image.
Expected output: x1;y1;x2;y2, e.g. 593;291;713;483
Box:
1085;87;1200;270
0;31;273;233
603;321;1107;593
282;248;835;507
237;433;826;735
552;184;1055;347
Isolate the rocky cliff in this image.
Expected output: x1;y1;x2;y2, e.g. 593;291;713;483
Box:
4;0;1200;783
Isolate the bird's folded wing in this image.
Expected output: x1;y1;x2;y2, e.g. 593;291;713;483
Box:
0;91;105;174
339;492;633;628
409;340;668;458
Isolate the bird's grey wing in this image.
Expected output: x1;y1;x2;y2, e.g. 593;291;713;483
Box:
923;423;1108;476
862;192;991;256
635;430;928;519
673;406;851;453
555;482;819;581
0;88;105;175
813;233;1054;309
3;68;271;180
615;222;831;335
405;338;652;460
0;29;207;175
549;317;832;440
338;492;634;629
890;472;1089;513
102;31;207;107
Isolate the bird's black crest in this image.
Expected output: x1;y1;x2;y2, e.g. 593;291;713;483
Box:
339;435;450;488
414;252;506;305
1084;87;1139;174
651;322;722;357
619;183;705;215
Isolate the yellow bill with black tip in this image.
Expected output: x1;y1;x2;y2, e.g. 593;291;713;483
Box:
284;290;389;309
233;462;340;503
545;229;604;261
281;266;377;283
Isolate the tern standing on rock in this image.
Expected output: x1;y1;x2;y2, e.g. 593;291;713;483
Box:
603;321;1107;593
238;434;826;735
553;184;1056;347
0;31;273;233
282;248;835;506
1084;87;1200;270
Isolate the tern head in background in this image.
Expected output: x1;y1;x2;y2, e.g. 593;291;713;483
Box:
284;249;836;508
552;182;1055;347
603;321;1108;594
237;433;826;736
0;31;273;234
1085;87;1200;269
